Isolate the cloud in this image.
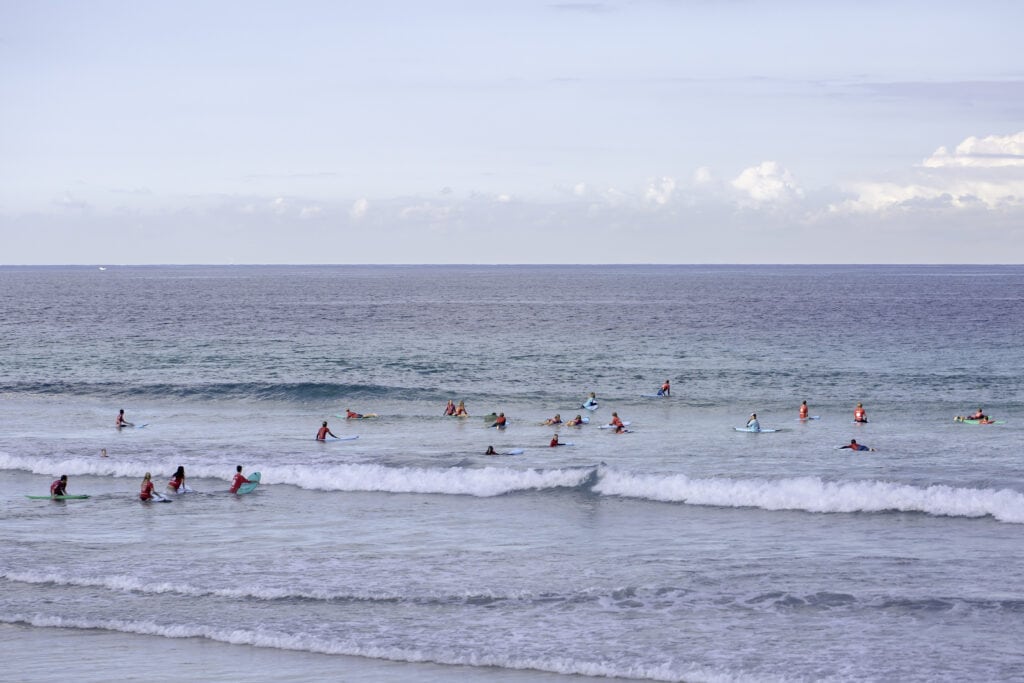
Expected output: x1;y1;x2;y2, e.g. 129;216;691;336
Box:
350;198;369;219
922;131;1024;168
731;162;803;204
644;176;676;206
693;167;714;185
832;130;1024;214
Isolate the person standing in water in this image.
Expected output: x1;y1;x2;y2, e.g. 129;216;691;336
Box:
50;474;68;497
140;473;157;501
229;466;251;494
168;466;186;493
799;401;809;419
116;409;132;428
854;403;868;423
316;421;338;440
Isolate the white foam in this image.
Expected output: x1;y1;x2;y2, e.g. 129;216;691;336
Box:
593;468;1024;524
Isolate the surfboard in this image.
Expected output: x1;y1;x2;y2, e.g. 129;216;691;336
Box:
797;416;821;421
168;485;195;494
135;423;150;429
144;496;172;503
505;448;525;455
581;402;599;411
734;427;778;433
329;435;360;441
26;494;90;500
236;472;261;495
641;393;667;398
550;442;575;447
336;414;379;420
599;421;631;429
954;417;1004;425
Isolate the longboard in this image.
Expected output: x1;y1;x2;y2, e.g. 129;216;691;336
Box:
26;494;90;500
734;427;778;433
236;472;261;495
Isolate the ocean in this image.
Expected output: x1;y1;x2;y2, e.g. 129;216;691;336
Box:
1;264;1022;682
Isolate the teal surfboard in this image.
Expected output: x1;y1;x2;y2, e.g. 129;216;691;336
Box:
236;472;261;495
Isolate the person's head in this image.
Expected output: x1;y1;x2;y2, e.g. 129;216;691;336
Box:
575;414;582;420
175;465;184;476
857;403;863;408
486;445;495;454
589;392;596;397
119;409;125;415
554;414;560;419
236;465;243;473
60;474;67;482
612;412;618;417
802;400;807;405
144;472;151;480
322;421;328;426
499;412;504;417
850;439;858;445
751;413;757;418
552;434;559;441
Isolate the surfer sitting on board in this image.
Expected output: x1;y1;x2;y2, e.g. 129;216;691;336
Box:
116;409;132;428
581;392;598;409
455;400;469;416
490;413;507;429
229;465;251;494
316;421;338;440
659;380;670;396
50;475;68;497
444;400;456;416
746;414;760;431
609;412;624;429
839;439;874;452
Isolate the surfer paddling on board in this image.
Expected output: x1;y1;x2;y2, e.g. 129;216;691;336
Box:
50;475;68;497
229;465;252;494
854;403;868;423
839;439;874;452
542;414;562;425
316;421;338;441
799;401;809;419
116;409;133;429
956;408;990;423
485;445;498;455
566;414;586;427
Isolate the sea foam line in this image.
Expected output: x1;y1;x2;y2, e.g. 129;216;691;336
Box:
0;614;741;683
593;469;1024;524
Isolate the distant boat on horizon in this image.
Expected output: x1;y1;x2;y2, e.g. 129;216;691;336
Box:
98;266;107;271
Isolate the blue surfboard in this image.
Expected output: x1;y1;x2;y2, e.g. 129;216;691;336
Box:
236;472;261;495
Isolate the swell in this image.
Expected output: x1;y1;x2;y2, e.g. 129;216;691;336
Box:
0;380;438;402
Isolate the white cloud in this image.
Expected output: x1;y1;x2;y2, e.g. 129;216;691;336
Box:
731;162;803;204
693;167;714;185
922;131;1024;168
833;130;1024;214
572;182;587;197
350;198;369;219
644;176;676;205
299;206;323;219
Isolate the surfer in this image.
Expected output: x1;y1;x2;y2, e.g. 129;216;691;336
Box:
581;392;598;410
659;380;670;396
50;475;68;497
115;409;132;428
168;466;186;493
614;424;630;434
490;412;507;429
140;473;156;501
443;400;456;416
485;445;498;455
455;400;469;417
316;421;338;440
345;409;364;419
799;401;809;419
550;434;563;447
839;439;874;452
967;408;988;421
746;413;760;431
542;413;562;426
229;465;252;494
854;403;868;423
565;414;586;427
609;412;624;429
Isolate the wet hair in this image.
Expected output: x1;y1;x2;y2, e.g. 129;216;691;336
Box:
236;465;243;473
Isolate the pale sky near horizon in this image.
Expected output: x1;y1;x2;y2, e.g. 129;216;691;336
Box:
2;0;1023;264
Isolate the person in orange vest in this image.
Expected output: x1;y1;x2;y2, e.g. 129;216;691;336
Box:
854;403;868;423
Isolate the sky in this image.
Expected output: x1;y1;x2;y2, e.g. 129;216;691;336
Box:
1;0;1023;264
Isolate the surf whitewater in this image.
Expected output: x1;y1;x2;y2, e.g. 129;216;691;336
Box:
4;452;1022;524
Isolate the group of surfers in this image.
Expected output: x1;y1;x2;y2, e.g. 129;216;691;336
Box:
47;464;255;501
